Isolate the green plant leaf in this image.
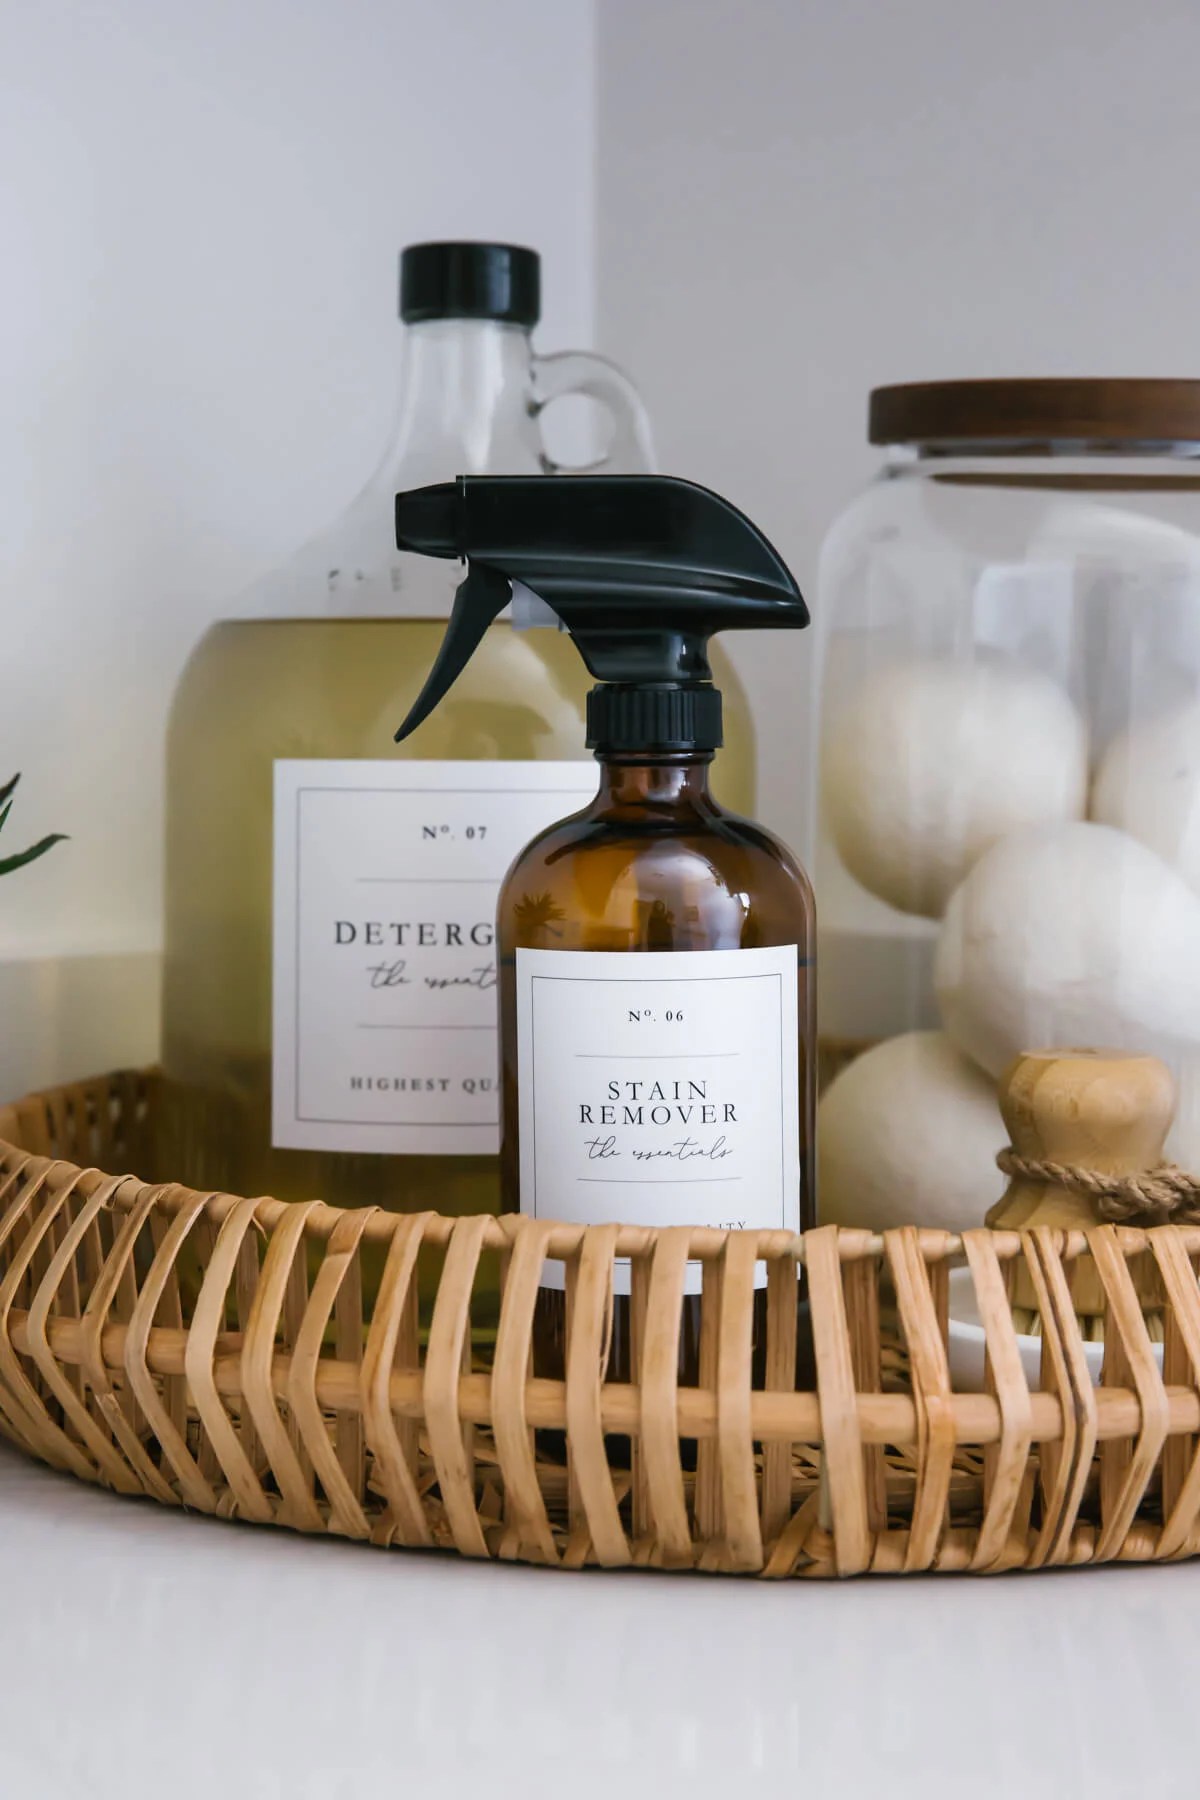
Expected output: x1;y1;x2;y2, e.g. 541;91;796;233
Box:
0;775;67;878
0;833;68;877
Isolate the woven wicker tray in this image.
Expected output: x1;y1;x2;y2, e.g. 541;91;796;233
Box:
0;1069;1197;1578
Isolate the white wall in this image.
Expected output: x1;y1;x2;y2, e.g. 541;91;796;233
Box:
0;0;595;1095
595;0;1200;850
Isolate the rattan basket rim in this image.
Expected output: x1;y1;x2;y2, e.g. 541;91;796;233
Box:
1;1068;1199;1578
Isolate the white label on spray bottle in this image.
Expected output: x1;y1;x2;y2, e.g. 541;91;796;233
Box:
515;945;801;1292
272;760;597;1155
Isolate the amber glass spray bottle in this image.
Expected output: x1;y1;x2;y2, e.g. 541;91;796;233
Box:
393;475;815;1396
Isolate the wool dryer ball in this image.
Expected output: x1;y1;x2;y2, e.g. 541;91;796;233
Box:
935;821;1200;1079
822;659;1088;917
1092;699;1200;892
817;1031;1005;1233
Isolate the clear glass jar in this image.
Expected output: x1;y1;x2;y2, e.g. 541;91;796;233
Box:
814;380;1200;1229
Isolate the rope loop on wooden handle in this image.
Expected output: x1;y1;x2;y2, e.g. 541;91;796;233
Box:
996;1149;1200;1225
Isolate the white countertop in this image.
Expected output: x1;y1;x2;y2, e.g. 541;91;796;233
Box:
1;1434;1197;1799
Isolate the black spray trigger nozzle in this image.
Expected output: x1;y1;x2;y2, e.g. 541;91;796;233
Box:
392;473;807;753
394;562;513;742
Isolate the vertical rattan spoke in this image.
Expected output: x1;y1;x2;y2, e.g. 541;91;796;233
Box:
0;1161;100;1480
715;1232;764;1572
424;1214;491;1557
563;1223;628;1568
78;1179;175;1503
491;1219;559;1565
1090;1227;1170;1561
238;1200;326;1532
24;1166;125;1478
182;1194;275;1522
808;1225;870;1576
638;1228;693;1568
1025;1228;1097;1568
288;1208;378;1541
360;1213;433;1549
960;1230;1032;1572
886;1228;955;1572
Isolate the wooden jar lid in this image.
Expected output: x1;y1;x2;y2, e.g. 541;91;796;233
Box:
868;379;1200;447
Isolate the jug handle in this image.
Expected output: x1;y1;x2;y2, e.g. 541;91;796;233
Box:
530;350;656;474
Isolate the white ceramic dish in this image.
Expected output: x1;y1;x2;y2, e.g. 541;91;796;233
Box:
945;1267;1163;1391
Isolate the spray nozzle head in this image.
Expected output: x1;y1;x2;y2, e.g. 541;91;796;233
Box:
394;474;808;751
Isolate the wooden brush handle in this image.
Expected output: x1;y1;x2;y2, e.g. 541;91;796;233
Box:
987;1048;1177;1315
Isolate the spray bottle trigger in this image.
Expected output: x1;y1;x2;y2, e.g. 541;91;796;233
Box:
394;561;513;743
